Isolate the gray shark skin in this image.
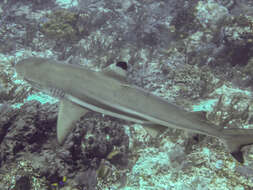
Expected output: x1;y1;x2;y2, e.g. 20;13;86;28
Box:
15;57;253;163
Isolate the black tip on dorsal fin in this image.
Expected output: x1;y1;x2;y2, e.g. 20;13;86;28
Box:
116;61;127;70
231;150;244;163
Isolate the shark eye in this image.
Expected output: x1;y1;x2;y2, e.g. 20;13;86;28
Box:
116;61;127;70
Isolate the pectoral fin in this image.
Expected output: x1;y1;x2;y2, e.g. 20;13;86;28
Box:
57;99;89;145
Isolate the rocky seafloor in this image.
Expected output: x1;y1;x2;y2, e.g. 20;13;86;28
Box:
1;0;253;189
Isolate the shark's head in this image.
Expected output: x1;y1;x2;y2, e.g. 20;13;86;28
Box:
15;58;27;79
15;57;46;76
15;57;50;90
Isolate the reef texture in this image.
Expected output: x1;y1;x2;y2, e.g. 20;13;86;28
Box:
1;0;253;189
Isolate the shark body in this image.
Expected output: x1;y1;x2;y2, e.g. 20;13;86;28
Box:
15;57;253;163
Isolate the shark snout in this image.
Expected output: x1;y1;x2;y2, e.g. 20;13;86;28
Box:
14;60;26;78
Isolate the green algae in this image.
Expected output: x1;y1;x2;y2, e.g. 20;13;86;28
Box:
41;9;88;43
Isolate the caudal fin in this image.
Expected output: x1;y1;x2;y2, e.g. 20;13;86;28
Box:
222;128;253;163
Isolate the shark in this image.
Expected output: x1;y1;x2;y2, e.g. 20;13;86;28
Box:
14;57;253;163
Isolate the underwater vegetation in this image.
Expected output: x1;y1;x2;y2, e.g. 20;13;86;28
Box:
2;0;253;189
13;176;31;190
170;1;201;40
221;15;253;67
244;57;253;76
0;99;129;189
0;59;31;103
41;9;89;43
231;0;253;17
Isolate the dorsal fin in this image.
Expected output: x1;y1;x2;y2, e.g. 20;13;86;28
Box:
102;62;128;82
116;61;128;70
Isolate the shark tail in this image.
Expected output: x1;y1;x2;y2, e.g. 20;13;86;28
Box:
222;128;253;163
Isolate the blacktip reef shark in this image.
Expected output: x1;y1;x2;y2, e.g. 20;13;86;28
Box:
15;57;253;163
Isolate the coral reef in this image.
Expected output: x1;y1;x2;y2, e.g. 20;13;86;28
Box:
170;2;200;40
1;0;253;189
0;57;31;103
0;101;129;190
41;9;89;43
